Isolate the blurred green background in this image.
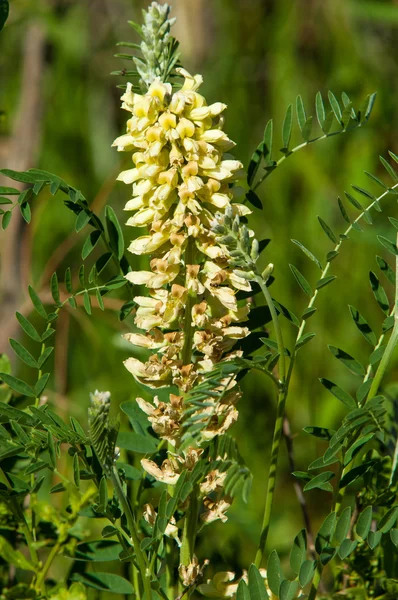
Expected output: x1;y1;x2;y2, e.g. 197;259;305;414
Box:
1;0;398;595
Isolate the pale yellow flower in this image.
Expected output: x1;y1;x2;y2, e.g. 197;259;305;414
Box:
198;572;239;598
201;498;231;524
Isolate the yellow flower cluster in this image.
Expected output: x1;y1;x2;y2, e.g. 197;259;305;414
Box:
113;69;252;512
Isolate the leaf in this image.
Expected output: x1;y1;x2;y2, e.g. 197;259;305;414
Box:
263;119;273;160
356;506;373;541
376;256;395;285
117;431;158;454
344;433;374;466
236;579;251;600
327;249;340;262
302;306;317;320
349;305;377;345
71;572;134;594
82;229;101;260
98;476;108;512
338;539;357;559
73;453;80;487
104;275;127;289
390;529;398;548
328;345;365;376
75;209;91;232
2;209;11;229
105;206;125;261
246;189;263;210
78;265;85;287
292;471;312;482
267;551;283;596
248;564;269;600
315;512;336;554
378;235;398;256
369;271;390;314
83;291;92;315
74;540;123;562
380;156;398;181
299;559;317;587
296;332;316;350
96;289;104;311
337;197;351;223
272;299;300;327
301;116;313;142
315;91;325;128
291;239;322;269
296;95;306;131
35;373;49;397
339;460;376;488
47;431;56;468
315;275;336;289
303;471;335;492
328;91;342;125
318;216;337;243
28;286;47;319
0;536;35;572
20;202;31;223
383;315;394;332
119;300;135;321
344;191;363;210
0;373;35;397
289;264;312;296
319;378;357;409
280;580;299;600
0;0;8;32
334;507;352;544
282;104;293;150
247;141;264;186
50;272;61;304
9;339;38;368
0;186;19;195
351;185;375;201
379;506;398;533
16;312;41;342
363;92;377;122
368;530;382;549
303;426;335;440
290;529;307;575
365;170;387;190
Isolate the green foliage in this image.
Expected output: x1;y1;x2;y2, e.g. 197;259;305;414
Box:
1;2;398;600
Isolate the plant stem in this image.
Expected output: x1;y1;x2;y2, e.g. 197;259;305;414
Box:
255;276;285;382
253;127;362;191
180;488;198;567
181;237;196;365
35;539;62;591
8;497;39;569
110;467;152;600
254;275;287;567
366;233;398;403
334;232;398;512
308;566;323;600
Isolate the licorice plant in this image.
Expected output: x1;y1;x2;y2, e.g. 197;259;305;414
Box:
1;3;398;600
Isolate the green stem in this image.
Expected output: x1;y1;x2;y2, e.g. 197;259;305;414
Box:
254;275;287;567
181;237;196;365
334;232;398;512
253;128;359;191
180;488;199;567
366;233;398;402
308;566;323;600
8;498;39;569
255;275;286;382
110;467;152;600
35;539;62;591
